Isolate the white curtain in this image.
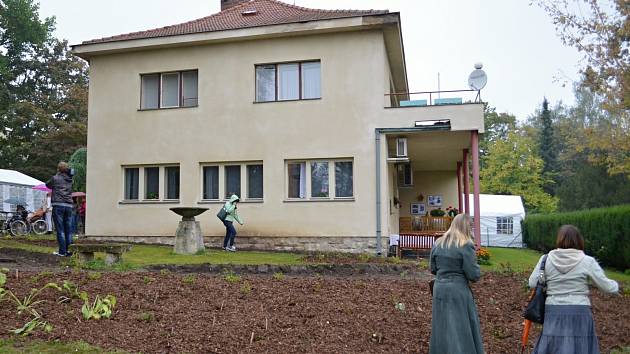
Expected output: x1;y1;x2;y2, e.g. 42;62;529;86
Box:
141;74;159;109
256;65;276;102
278;63;299;100
301;62;321;99
161;73;179;107
299;163;306;198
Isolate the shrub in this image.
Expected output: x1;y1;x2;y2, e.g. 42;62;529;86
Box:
476;247;491;265
522;204;630;269
430;208;446;217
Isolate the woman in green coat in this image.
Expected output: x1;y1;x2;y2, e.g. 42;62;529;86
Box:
429;213;484;354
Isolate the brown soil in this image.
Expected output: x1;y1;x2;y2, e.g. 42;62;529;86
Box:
1;265;628;353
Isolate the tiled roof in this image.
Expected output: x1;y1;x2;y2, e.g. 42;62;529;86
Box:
82;0;388;45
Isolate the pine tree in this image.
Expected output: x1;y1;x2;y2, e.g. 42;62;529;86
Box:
538;98;557;195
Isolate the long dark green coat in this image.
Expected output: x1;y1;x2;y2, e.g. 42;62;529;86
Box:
429;242;484;354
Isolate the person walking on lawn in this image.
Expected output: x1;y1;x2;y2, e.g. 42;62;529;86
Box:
222;194;243;252
528;225;619;354
46;162;74;257
429;213;484;354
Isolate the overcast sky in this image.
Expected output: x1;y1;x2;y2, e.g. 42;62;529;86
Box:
39;0;582;120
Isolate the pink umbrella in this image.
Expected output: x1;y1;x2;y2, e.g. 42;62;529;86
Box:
32;184;52;192
72;192;86;197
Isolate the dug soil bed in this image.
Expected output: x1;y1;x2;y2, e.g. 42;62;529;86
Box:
0;247;65;272
1;271;628;354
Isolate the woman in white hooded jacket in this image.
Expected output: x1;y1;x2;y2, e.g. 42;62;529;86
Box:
529;225;619;354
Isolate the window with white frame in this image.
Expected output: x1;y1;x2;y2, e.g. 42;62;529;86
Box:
496;217;514;235
285;159;353;200
140;70;198;109
201;162;264;201
122;165;180;201
255;61;321;102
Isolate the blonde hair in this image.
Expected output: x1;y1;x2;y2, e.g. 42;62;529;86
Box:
57;161;70;173
434;213;474;248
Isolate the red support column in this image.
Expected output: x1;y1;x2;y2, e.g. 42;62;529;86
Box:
463;149;470;215
456;162;463;213
471;131;481;248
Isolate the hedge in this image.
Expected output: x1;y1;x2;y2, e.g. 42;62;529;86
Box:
522;204;630;270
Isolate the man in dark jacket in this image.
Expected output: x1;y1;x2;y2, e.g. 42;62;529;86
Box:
46;161;74;256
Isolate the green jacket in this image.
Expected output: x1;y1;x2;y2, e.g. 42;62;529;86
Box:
224;194;243;225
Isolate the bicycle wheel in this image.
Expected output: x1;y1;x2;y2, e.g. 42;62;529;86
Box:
9;220;28;236
32;219;48;235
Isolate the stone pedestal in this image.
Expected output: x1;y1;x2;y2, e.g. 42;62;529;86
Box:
174;219;205;255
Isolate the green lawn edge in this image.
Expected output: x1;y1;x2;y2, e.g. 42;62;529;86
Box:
0;338;128;354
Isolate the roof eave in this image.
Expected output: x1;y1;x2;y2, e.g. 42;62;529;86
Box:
71;13;397;59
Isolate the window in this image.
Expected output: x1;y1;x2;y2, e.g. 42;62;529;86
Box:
286;159;353;200
201;162;264;201
255;61;321;102
247;165;264;199
203;166;220;200
398;163;413;186
165;166;180;200
335;161;353;198
225;165;241;199
496;217;514;235
124;168;139;200
140;70;198;109
122;165;180;202
287;162;306;199
311;162;329;198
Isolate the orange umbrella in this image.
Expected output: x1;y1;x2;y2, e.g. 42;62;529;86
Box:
521;288;536;354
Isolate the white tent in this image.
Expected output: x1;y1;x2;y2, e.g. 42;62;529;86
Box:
0;169;46;213
468;194;526;248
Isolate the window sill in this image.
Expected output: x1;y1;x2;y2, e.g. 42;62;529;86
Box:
283;198;355;203
198;199;264;204
119;200;180;205
253;98;321;104
138;105;198;112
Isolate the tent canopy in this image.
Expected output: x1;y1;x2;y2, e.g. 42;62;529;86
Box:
467;194;525;218
0;169;44;187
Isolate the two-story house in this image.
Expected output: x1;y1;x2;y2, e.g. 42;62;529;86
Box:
72;0;485;254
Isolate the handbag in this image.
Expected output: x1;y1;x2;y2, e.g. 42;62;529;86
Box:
429;279;435;296
523;254;548;324
216;207;228;221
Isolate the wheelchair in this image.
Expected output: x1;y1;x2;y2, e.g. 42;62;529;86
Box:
0;205;48;236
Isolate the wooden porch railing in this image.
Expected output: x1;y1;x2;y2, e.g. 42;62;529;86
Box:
399;216;453;233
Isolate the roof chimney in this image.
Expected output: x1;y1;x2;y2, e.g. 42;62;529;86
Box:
221;0;250;11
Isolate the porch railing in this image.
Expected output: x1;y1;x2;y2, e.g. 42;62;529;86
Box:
385;89;482;108
399;216;453;234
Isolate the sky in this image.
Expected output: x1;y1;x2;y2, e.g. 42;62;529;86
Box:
38;0;583;120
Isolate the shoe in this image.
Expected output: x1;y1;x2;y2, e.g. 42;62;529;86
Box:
227;246;236;252
53;251;66;257
65;252;73;257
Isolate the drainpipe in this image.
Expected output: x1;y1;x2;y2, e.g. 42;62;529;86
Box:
375;129;382;256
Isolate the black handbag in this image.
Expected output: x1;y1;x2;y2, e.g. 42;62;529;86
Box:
216;207;227;221
523;254;548;324
429;279;435;295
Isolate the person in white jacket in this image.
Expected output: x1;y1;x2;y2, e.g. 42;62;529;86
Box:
528;225;619;354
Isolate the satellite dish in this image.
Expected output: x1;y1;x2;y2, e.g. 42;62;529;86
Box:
468;63;487;91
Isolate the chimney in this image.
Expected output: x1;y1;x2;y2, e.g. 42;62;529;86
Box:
221;0;250;11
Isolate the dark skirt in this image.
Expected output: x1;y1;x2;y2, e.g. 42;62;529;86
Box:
533;305;600;354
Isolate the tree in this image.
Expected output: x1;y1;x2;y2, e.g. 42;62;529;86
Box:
480;129;558;213
68;147;86;192
0;0;88;180
534;0;629;110
479;105;517;161
538;98;558;195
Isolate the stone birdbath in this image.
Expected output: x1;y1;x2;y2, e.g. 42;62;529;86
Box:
169;207;208;255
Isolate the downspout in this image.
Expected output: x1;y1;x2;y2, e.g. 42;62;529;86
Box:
375;129;382;256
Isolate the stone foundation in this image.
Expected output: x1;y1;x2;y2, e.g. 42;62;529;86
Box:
85;235;389;254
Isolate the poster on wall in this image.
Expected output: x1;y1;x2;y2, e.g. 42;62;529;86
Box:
428;195;442;207
411;203;426;215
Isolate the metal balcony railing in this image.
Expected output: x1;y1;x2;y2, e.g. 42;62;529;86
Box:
385;89;482;108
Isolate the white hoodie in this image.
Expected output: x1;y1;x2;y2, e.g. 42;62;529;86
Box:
529;248;619;306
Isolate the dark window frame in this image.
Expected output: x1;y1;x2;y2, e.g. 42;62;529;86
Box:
140;70;198;110
254;60;321;102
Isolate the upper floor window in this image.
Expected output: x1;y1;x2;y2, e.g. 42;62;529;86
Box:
140;70;198;110
255;61;321;102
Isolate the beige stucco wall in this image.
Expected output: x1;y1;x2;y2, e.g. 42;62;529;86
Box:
398;171;458;218
85;28;482;248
